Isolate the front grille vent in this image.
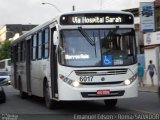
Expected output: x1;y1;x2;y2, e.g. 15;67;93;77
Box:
80;81;123;85
75;69;128;76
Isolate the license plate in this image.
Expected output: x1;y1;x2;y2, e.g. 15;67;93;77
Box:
96;90;110;95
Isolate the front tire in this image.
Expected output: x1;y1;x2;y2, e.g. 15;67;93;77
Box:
20;90;27;99
104;99;117;108
158;87;160;102
44;81;58;109
0;90;6;103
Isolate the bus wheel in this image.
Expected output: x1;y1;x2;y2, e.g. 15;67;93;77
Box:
44;82;57;109
158;87;160;102
20;91;27;99
0;90;6;103
104;99;117;108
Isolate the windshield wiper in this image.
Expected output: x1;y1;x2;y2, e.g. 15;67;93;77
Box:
78;27;95;46
106;26;119;39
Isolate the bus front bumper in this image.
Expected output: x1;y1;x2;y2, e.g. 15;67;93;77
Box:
57;80;138;101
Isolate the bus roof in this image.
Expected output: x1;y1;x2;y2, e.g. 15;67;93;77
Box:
61;10;132;15
11;10;133;46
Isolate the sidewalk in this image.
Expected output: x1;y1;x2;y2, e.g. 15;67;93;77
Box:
138;85;159;93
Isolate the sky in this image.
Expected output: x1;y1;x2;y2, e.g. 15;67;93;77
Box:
0;0;154;26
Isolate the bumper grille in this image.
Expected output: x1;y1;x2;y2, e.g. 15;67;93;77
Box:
81;90;125;98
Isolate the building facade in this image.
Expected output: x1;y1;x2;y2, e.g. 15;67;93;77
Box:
0;24;37;43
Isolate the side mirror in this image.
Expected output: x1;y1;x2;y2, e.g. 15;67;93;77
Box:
53;31;58;45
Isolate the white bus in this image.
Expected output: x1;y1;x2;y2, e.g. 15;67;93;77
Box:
11;10;138;109
0;59;11;72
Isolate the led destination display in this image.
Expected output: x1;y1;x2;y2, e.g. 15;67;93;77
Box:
60;13;134;25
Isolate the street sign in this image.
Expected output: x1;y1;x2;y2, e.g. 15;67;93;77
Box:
140;2;155;32
144;31;160;45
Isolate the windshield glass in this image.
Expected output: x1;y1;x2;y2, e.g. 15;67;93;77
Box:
59;28;137;67
0;72;9;76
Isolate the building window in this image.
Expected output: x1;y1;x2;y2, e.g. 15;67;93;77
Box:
38;31;42;59
32;34;37;60
44;29;49;58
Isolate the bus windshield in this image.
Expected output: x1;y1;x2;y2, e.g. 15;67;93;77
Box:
59;28;137;67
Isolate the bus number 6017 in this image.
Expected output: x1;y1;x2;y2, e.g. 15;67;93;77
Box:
79;76;93;82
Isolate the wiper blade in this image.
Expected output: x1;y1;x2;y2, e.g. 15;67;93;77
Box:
78;27;95;46
105;26;119;40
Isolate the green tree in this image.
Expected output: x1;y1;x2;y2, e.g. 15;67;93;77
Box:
0;40;11;60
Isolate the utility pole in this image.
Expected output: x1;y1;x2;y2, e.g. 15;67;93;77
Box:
100;0;103;9
42;3;61;12
72;5;75;11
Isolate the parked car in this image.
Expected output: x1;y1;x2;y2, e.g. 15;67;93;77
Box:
0;71;11;86
0;86;6;103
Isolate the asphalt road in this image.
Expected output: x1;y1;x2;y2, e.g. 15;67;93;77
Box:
0;86;160;120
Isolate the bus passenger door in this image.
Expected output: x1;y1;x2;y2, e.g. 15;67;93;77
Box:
12;46;18;88
26;39;31;93
50;27;58;98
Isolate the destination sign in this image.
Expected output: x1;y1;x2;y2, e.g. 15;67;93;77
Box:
60;13;134;25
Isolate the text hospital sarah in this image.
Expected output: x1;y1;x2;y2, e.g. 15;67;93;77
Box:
72;16;122;24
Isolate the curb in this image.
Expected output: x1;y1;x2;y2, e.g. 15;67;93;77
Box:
138;90;158;93
138;87;158;93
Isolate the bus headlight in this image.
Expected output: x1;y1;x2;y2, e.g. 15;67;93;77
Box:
59;74;81;87
72;81;80;87
124;79;131;85
124;72;137;86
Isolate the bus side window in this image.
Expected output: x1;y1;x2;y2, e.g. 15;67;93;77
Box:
20;42;23;62
43;28;49;59
32;34;37;60
38;31;42;59
22;41;25;61
18;43;22;62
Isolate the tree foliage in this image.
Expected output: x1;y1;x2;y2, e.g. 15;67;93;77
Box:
0;40;11;60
